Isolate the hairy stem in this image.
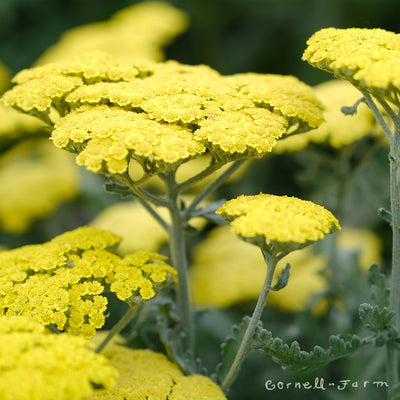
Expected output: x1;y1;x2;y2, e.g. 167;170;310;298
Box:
363;95;399;391
95;305;138;353
388;128;400;390
164;172;195;354
221;252;277;392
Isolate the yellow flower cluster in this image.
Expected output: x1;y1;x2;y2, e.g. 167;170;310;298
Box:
217;194;340;245
274;80;378;152
303;28;400;102
2;51;323;176
190;226;381;311
0;226;176;337
0;315;118;400
87;347;227;400
0;139;79;233
35;1;188;65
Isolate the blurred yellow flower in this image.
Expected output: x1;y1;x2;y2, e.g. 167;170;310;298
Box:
35;1;188;65
303;28;400;104
91;199;207;255
0;226;176;337
0;315;118;400
0;102;44;143
336;226;382;271
87;346;227;400
217;193;340;245
274;80;378;152
0;139;79;233
91;202;169;254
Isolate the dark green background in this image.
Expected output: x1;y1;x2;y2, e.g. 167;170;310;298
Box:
1;0;400;83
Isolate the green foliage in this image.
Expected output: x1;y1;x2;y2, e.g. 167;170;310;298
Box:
157;300;208;376
378;207;393;226
213;316;252;384
214;316;367;385
359;303;396;347
191;200;227;225
340;97;366;116
271;263;291;291
252;319;367;373
368;263;390;308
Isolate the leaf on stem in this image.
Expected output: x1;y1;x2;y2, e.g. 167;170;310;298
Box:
271;263;291;291
340;97;366;116
213;316;252;384
252;320;366;373
359;302;396;346
157;301;208;376
190;200;227;225
368;263;390;308
378;207;392;226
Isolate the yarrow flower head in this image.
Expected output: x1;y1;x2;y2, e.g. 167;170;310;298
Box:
2;51;323;177
0;226;176;338
0;315;118;400
86;346;227;400
302;27;400;104
217;194;340;256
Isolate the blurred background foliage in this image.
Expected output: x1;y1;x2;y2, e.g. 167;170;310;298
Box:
1;1;400;399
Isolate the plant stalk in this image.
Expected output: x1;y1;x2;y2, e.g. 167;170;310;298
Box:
168;200;195;353
95;305;138;353
388;128;400;389
221;253;277;392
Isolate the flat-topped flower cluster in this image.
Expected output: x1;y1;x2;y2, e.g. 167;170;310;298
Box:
303;27;400;103
0;226;176;338
2;51;324;177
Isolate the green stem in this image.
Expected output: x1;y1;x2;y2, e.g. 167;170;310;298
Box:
122;173;171;207
182;160;245;219
221;253;277;392
365;95;400;391
95;305;138;353
361;91;394;142
388;131;400;389
120;174;170;232
176;158;224;193
164;173;195;354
